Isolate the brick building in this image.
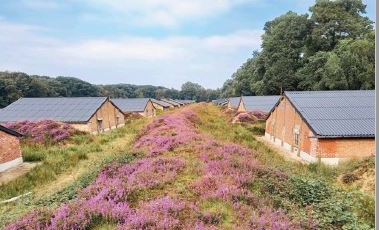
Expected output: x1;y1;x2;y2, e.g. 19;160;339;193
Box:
112;98;156;117
0;97;125;134
0;125;22;172
265;90;375;165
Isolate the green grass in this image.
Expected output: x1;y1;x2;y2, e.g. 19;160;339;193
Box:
200;199;234;229
192;104;375;228
0;118;148;228
193;104;374;183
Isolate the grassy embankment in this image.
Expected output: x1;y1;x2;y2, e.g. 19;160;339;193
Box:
95;103;375;229
1;103;374;229
193;103;375;227
0;117;149;228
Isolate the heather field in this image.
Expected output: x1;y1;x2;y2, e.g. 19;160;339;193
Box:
1;104;375;229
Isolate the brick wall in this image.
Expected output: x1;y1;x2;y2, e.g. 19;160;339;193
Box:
266;97;314;154
318;138;375;158
144;101;156;117
87;99;125;133
266;97;376;161
0;130;22;164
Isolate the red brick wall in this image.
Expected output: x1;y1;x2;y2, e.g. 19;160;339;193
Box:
266;97;314;154
318;138;375;158
266;97;375;159
0;130;22;164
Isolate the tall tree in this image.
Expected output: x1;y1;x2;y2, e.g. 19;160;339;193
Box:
308;0;373;53
256;11;311;94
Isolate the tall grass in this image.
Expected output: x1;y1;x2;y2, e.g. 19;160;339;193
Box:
0;119;146;200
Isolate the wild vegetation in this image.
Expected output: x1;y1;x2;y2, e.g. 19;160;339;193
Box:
3;104;374;229
0;117;148;228
221;0;374;97
3;120;78;145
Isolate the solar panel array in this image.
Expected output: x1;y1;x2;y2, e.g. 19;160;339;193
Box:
242;96;280;112
0;97;107;123
285;90;375;137
112;98;150;112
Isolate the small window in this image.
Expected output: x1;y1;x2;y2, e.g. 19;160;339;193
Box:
294;133;299;146
97;120;103;133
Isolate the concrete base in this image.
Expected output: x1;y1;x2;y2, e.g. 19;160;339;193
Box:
0;157;23;173
265;133;343;165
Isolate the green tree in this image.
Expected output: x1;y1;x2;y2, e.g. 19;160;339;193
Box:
181;82;206;101
308;0;373;53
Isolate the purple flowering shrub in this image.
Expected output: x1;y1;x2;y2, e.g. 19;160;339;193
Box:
231;112;257;123
251;110;268;120
4;209;53;230
134;108;203;156
4;156;186;230
3;120;78;145
6;108;309;229
118;196;187;229
249;207;301;229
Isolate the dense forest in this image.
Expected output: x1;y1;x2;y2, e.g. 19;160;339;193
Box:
0;0;375;107
220;0;375;97
0;72;220;108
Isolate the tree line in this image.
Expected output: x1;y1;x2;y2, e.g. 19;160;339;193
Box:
0;72;220;108
220;0;375;97
1;0;374;107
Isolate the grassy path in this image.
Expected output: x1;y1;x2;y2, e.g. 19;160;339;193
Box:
2;104;375;229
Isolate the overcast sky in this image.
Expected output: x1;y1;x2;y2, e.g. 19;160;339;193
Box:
0;0;375;89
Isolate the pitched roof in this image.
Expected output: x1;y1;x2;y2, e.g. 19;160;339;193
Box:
160;99;180;107
228;97;241;108
177;100;195;104
112;98;151;113
241;96;280;112
0;97;108;123
150;99;171;108
0;125;22;137
213;98;228;106
284;90;375;138
167;99;183;105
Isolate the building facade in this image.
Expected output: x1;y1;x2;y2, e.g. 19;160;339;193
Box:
0;97;125;134
265;91;375;165
0;125;22;172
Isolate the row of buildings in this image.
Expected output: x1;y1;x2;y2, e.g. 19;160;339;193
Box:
0;97;194;172
214;90;375;165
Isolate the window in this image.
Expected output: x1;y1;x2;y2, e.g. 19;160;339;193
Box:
294;133;299;146
97;119;103;133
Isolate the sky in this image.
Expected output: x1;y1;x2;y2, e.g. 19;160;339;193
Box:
0;0;375;89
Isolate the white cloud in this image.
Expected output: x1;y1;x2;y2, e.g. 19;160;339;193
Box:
0;20;262;88
84;0;255;27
